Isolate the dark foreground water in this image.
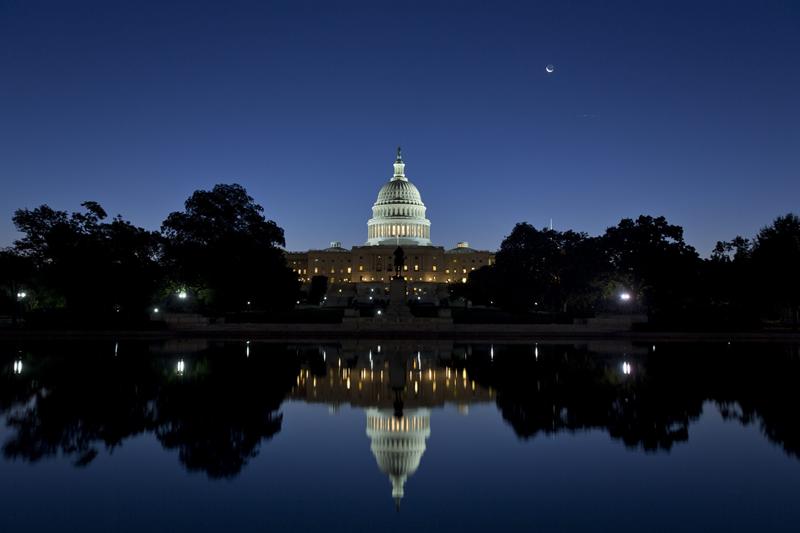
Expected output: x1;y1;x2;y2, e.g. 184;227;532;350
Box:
1;339;799;532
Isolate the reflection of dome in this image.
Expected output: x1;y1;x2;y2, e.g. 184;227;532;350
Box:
366;408;431;507
366;148;432;246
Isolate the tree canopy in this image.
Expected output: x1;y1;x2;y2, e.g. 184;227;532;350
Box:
160;183;298;312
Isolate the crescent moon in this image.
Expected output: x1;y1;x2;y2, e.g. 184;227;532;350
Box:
545;64;555;73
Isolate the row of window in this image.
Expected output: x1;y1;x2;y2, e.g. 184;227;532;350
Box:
368;224;430;239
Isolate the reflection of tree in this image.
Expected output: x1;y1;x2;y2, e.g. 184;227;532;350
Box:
456;342;800;457
153;353;296;478
0;342;299;477
3;340;800;476
2;344;156;466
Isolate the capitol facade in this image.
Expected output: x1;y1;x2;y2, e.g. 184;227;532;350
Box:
286;149;494;303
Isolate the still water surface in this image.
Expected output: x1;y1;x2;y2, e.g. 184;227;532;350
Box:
1;339;799;532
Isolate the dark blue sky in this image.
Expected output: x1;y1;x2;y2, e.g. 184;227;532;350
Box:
1;0;798;254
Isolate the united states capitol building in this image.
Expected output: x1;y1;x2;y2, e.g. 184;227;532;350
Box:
286;149;494;303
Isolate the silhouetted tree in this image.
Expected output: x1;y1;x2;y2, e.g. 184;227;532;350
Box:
160;184;299;312
11;202;162;317
751;214;800;327
478;224;603;314
0;250;34;322
307;275;328;305
601;215;701;321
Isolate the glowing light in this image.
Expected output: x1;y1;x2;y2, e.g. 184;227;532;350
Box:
622;362;632;375
16;291;27;300
176;359;185;375
619;292;632;301
490;345;494;361
153;307;160;314
13;360;22;375
246;340;250;358
377;310;382;316
177;290;187;299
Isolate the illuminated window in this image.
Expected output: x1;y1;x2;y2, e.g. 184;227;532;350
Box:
432;265;437;272
414;265;419;271
462;268;467;274
314;267;319;274
461;277;467;283
347;267;352;274
359;265;363;271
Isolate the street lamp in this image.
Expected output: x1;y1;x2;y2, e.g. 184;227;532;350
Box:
177;290;188;300
619;292;632;302
16;291;27;300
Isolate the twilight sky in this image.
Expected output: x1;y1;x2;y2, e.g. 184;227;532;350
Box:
1;0;798;255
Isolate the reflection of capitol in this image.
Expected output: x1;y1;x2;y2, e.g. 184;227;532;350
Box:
366;408;431;506
289;342;491;505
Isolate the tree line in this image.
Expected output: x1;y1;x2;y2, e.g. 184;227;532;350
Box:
457;214;800;328
1;182;798;328
0;184;299;323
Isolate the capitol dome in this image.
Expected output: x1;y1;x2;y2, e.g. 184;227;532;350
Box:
366;408;431;507
366;148;432;246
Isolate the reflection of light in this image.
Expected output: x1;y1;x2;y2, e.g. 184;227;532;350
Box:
176;359;185;375
13;360;22;375
622;362;632;375
490;345;494;361
377;345;381;353
114;342;118;357
619;292;631;301
346;377;351;390
535;344;539;360
246;340;250;358
323;350;326;361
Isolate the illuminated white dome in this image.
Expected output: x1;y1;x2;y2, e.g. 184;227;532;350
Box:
366;148;432;246
366;408;431;506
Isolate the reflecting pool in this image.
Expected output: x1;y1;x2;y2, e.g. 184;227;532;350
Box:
1;339;799;532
